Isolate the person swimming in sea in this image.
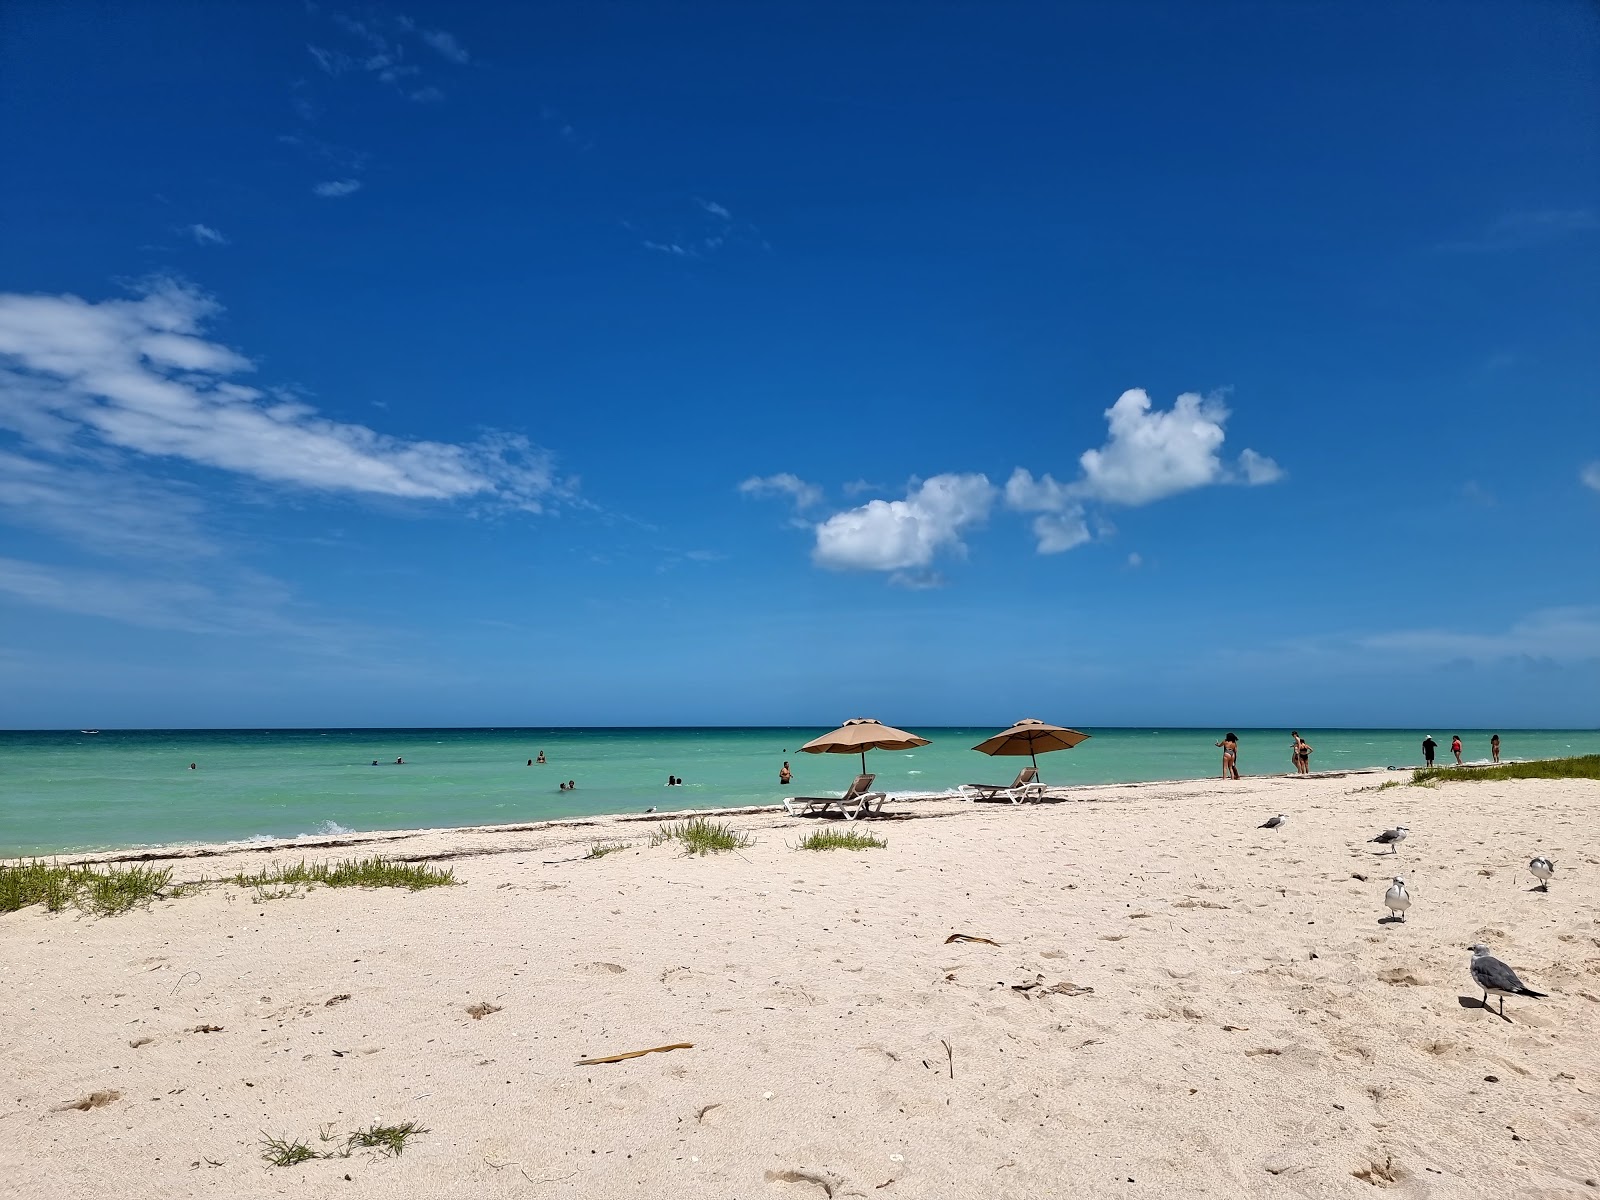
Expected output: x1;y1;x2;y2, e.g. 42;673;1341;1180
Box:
536;751;546;764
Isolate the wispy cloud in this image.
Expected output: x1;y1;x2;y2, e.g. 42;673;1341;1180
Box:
313;179;362;198
184;224;228;246
306;9;473;102
1439;208;1599;253
1358;607;1600;665
738;473;823;511
0;555;372;650
1582;462;1600;493
0;452;216;559
0;278;567;512
634;197;763;259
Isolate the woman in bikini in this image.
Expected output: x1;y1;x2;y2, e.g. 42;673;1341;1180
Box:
1215;733;1239;780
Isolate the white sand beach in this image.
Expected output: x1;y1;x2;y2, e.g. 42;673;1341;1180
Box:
3;771;1597;1198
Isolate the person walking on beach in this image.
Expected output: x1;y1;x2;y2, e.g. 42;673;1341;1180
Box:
1421;735;1437;767
1490;733;1500;763
1289;732;1312;775
1451;734;1463;766
779;761;792;785
1215;734;1239;780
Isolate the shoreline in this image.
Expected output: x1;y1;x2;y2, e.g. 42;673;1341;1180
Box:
43;765;1405;866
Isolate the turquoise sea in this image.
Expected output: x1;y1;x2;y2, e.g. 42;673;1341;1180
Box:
2;727;1596;858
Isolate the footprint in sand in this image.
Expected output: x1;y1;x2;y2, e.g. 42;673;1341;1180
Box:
577;962;627;976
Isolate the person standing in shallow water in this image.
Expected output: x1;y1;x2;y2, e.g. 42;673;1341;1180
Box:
1451;734;1463;765
1421;735;1437;767
779;761;792;785
1490;733;1500;763
1214;734;1239;780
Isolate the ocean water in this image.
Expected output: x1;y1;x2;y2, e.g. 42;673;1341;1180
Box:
2;727;1596;858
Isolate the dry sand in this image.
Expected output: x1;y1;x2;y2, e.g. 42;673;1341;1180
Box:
2;771;1598;1199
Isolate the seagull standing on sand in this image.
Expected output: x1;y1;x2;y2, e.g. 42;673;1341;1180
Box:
1369;825;1408;854
1383;877;1411;921
1529;857;1555;891
1468;943;1547;1018
1259;813;1288;830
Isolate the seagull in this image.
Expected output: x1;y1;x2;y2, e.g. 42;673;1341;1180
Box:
1383;876;1411;921
1369;825;1409;854
1468;943;1546;1018
1259;813;1288;830
1529;857;1555;891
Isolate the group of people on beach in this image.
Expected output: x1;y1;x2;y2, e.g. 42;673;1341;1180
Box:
1215;731;1503;778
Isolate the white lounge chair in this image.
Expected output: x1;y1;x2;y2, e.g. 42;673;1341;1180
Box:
782;773;887;820
961;766;1045;804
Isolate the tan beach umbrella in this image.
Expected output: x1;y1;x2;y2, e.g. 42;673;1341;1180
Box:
800;717;932;774
972;718;1091;770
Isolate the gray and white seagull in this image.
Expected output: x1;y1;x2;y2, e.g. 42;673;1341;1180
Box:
1383;876;1410;921
1258;813;1288;830
1468;943;1547;1018
1368;824;1409;854
1529;857;1556;891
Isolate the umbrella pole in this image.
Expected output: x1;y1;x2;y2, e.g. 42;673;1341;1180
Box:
861;750;867;775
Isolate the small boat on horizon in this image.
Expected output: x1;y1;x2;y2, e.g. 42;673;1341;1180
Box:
80;729;100;734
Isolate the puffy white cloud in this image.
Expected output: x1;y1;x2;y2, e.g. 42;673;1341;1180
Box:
1238;447;1285;485
1003;468;1089;555
1582;462;1600;492
738;472;823;510
313;179;362;198
812;473;994;572
1076;388;1231;505
0;279;559;511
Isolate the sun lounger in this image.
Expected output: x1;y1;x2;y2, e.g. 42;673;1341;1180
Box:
961;766;1045;804
782;773;887;820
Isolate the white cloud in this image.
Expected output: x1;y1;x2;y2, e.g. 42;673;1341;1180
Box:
697;198;731;219
738;473;822;510
1582;462;1600;492
1076;388;1230;505
1003;468;1089;555
642;240;691;257
812;473;994;572
420;29;469;64
186;224;228;246
0;279;562;512
313;179;362;198
1238;447;1285;485
1127;552;1142;568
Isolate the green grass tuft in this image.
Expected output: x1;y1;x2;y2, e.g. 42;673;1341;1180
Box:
0;860;174;917
794;828;887;851
648;817;752;856
231;857;457;892
1414;754;1600;785
584;841;630;860
346;1121;427;1157
260;1133;319;1167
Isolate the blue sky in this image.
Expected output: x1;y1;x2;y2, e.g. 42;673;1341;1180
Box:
1;1;1597;729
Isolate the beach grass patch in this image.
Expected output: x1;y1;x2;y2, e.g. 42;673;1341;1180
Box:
648;818;751;856
1;860;174;917
794;829;887;851
231;857;457;892
260;1133;319;1167
346;1121;427;1157
1414;754;1600;785
584;841;630;860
